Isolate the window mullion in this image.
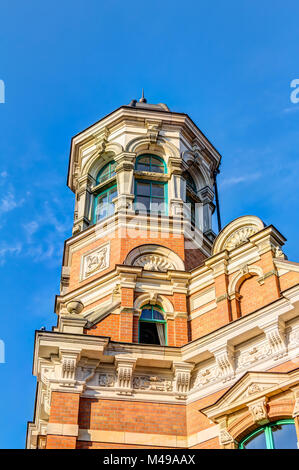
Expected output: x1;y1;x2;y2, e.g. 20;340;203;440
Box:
265;426;274;449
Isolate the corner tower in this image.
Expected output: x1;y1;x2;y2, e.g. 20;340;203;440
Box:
27;97;299;450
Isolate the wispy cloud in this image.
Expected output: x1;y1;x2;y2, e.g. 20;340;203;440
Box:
0;192;25;215
0;243;22;266
282;106;299;114
220;172;261;187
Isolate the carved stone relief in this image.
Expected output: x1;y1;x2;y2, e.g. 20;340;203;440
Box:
81;242;110;280
133;375;172;392
224;226;258;251
133;254;175;272
236;343;272;371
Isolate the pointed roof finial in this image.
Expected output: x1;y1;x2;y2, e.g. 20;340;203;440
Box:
139;88;147;103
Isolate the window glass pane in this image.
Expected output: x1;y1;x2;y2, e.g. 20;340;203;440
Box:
108;188;117;201
151;199;165;214
138;156;150;165
98;167;109;183
151;156;162;166
272;423;297;449
243;430;267;449
151;165;164;173
151;183;164;197
95;186;117;222
185;172;196;191
153;310;164;320
136;182;151;196
135;196;150;212
140;309;152;320
137;163;150;172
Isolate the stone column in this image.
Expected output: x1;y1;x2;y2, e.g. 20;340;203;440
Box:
198;186;215;235
46;349;82;449
114;152;136;213
206;252;232;327
73;174;94;234
117;266;141;343
168;157;185;218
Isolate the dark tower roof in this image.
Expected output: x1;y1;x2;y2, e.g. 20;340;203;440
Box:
128;89;170;111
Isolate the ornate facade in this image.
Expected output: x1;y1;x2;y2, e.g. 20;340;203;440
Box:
27;98;299;449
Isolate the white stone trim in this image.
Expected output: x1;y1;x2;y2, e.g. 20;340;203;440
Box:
47;423;79;437
77;425;219;448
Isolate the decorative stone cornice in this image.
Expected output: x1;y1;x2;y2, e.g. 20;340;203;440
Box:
173;362;194;399
211;344;235;382
145;119;162;143
263;318;287;360
205;251;229;277
60;349;81;382
115;357;137;395
116;265;142;288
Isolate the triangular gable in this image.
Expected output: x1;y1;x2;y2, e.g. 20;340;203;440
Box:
201;368;299;420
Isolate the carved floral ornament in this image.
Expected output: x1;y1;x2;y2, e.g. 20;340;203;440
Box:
212;216;265;255
134;254;175;272
125;244;185;272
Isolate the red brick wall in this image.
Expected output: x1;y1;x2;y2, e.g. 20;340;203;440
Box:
47;436;77;449
47;392;80;449
78;398;187;436
86;313;120;340
279;272;299;292
49;392;80;424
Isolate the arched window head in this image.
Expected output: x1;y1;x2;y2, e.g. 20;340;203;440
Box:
185;171;197;192
239;419;297;449
139;305;167;345
96;161;117;185
93;160;117;223
135;154;166;174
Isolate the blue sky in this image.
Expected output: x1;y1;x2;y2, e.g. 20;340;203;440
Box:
0;0;298;448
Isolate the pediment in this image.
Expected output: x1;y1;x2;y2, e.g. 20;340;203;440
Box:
213;216;264;254
201;369;299;420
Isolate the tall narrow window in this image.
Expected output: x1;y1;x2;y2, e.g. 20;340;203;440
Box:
138;305;167;345
184;172;197;226
239;420;297;449
94;161;117;223
135;180;167;215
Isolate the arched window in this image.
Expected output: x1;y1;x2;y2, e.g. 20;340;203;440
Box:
96;161;117;184
138;305;167;345
184;171;197;226
94;161;117;223
185;172;197;192
135;154;166;174
239;419;297;449
134;155;167;215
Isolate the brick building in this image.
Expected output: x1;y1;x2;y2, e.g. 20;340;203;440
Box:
27;97;299;449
